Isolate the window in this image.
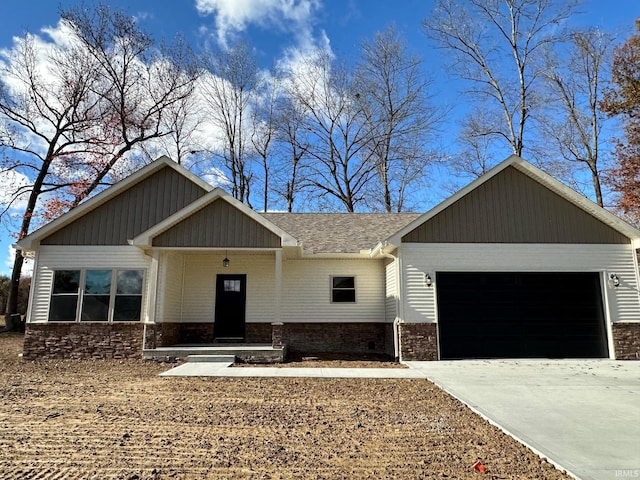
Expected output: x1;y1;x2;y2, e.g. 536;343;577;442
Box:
49;270;80;321
223;279;241;292
49;269;144;322
114;270;144;321
331;276;356;303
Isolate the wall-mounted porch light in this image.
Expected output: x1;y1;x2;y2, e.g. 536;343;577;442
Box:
609;273;620;288
425;273;432;287
223;251;230;268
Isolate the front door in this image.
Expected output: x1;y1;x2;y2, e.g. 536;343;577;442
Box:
214;274;247;340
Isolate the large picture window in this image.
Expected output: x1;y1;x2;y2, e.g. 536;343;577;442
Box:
49;269;144;322
331;276;356;303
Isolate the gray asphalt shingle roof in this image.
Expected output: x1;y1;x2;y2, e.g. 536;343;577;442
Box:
262;213;420;253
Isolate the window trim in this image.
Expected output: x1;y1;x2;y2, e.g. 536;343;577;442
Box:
48;268;145;323
330;275;357;304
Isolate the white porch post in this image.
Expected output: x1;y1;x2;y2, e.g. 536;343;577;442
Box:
274;250;282;323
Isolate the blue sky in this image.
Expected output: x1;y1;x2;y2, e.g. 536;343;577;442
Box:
0;0;639;276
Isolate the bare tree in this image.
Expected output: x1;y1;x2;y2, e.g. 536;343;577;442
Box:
285;51;378;212
540;28;614;207
251;76;279;212
61;5;198;207
423;0;577;157
452;106;503;179
200;41;260;206
0;5;198;330
356;26;441;212
272;91;311;212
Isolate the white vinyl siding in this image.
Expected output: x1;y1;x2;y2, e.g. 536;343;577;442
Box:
400;243;640;325
385;258;397;323
282;259;386;323
28;246;150;324
157;252;184;322
162;253;276;323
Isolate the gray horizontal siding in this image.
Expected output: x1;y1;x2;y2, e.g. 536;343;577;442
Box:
42;166;207;246
153;199;281;248
402;166;629;244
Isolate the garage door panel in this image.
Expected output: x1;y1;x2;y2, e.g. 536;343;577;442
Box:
437;272;608;359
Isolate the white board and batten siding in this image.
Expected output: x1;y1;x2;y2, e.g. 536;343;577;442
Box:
281;258;386;323
28;246;151;323
401;243;640;324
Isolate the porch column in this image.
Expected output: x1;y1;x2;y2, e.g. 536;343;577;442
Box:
274;250;282;323
145;250;160;324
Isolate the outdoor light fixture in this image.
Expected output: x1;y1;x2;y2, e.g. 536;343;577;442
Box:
425;273;433;287
610;273;620;288
223;251;230;268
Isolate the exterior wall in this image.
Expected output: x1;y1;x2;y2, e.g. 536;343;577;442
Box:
281;323;392;355
23;323;143;360
281;258;386;323
176;253;277;323
28;246;151;324
612;323;640;359
157;252;184;322
157;255;387;325
399;323;438;361
384;258;397;323
400;243;640;328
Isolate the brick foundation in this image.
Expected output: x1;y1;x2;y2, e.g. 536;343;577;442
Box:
280;323;392;355
399;323;438;361
145;322;273;346
612;323;640;360
23;323;144;360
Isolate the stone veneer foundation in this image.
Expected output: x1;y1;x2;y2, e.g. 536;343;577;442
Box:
399;323;438;361
612;323;640;360
23;323;144;360
279;323;393;356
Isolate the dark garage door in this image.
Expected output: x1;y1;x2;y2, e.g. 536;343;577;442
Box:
436;272;608;359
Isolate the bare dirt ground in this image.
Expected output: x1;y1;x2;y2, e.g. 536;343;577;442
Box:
0;333;570;479
235;352;407;368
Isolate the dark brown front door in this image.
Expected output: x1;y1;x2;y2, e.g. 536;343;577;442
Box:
214;274;246;340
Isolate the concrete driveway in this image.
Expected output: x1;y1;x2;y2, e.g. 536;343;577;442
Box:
405;360;640;480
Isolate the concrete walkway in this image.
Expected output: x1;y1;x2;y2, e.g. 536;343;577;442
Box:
407;360;640;480
160;359;640;480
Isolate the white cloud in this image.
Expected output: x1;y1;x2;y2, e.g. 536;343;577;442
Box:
195;0;322;47
0;169;30;212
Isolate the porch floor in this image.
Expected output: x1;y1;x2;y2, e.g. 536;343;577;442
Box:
143;344;285;363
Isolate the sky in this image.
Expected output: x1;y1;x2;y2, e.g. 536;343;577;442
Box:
0;0;639;276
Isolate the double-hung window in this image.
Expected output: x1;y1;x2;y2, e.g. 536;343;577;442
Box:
49;269;144;322
331;276;356;303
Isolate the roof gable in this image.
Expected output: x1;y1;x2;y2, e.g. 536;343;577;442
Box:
391;156;640;246
19;157;212;250
132;189;297;249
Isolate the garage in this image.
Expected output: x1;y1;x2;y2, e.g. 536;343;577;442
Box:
436;272;609;359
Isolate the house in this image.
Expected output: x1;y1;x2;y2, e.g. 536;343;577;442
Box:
16;155;640;361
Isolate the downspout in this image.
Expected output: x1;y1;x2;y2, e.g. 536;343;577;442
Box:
378;245;402;362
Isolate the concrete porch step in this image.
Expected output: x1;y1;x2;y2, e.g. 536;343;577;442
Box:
187;354;235;363
143;344;285;363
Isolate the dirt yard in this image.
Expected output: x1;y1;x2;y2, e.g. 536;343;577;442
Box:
0;333;570;479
